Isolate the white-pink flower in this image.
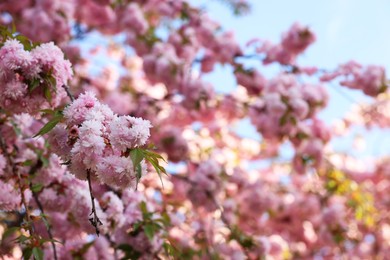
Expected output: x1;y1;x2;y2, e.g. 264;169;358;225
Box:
96;155;136;189
108;115;152;151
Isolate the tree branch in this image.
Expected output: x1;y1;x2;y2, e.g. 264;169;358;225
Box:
62;85;75;102
86;170;103;236
30;184;58;260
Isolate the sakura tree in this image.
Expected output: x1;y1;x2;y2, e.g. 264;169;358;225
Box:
0;0;389;259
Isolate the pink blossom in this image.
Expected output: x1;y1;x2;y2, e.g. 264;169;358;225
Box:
108;115;152;151
104;91;134;115
33;154;67;186
235;69;266;95
290;98;309;119
47;125;72;159
71;119;106;170
0;180;21;211
201;50;217;73
31;42;73;87
120;3;149;34
0;154;5;176
341;65;387;96
75;0;116;28
0;0;30;13
157;127;189;163
96;155;136;189
63;91;99;125
0;39;32;76
20;7;71;43
0;39;72;113
281;22;316;54
38;187;72;212
100;191;125;228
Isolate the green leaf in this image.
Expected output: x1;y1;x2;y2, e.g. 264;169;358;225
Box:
22;247;33;260
28;78;41;93
146;157;165;189
44;86;52;102
160;212;171;227
39;155;49;168
130;148;145;190
34;114;63;137
139;201;148;215
10;121;22;136
143;224;155;241
16;234;30;243
132;222;142;232
142;149;167;188
130;149;145;168
39;109;55;115
117;244;141;260
129;147;167;189
76;241;94;255
40;213;50;230
32;247;44;260
47;75;57;88
31;183;43;193
135;163;142;190
163;242;174;255
22;160;34;166
1;226;20;240
15;35;33;51
11;22;16;34
279;113;288;126
161;136;175;145
333;232;344;244
143;149;167;163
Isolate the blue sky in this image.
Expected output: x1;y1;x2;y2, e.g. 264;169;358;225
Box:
199;0;390;66
194;0;390;158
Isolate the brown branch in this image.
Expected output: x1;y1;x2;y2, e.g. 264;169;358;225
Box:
62;85;75;102
86;170;103;236
30;184;58;260
105;234;119;260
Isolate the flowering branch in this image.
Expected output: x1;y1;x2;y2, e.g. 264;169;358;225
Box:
62;85;75;102
86;170;103;236
30;184;58;260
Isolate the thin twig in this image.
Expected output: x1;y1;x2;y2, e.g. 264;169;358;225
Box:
105;234;119;260
86;170;103;236
26;159;58;260
30;185;58;260
62;85;75;102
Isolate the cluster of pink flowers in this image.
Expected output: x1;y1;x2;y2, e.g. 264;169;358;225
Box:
143;42;184;91
0;180;22;211
187;160;222;211
234;69;267;95
155;126;189;163
249;74;328;142
0;104;162;256
292;119;331;173
254;22;316;65
50;92;151;188
320;61;388;96
0;39;72;113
